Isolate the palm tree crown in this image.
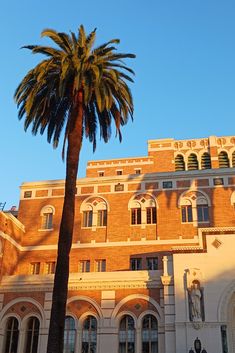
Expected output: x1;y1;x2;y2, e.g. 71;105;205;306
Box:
15;25;135;155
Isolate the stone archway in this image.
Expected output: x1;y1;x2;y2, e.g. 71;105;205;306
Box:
227;292;235;352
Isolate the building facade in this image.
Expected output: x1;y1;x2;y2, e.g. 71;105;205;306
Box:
0;135;235;353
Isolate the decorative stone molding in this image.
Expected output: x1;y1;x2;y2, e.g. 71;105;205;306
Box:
161;275;172;286
186;268;203;288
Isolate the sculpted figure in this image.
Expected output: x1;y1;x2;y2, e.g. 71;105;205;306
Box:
190;281;202;321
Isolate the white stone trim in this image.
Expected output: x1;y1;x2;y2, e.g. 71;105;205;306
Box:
0;297;46;327
0;211;25;232
231;191;235;205
67;295;103;318
111;294;164;324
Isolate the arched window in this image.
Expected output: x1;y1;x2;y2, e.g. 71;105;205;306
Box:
131;201;141;225
218;151;229;168
179;191;210;224
82;315;97;353
142;314;158;353
129;195;157;225
232;151;235;168
181;199;193;223
119;315;135;353
201;152;211;169
230;191;235;209
24;317;40;353
196;197;209;222
40;206;54;229
97;202;107;227
63;316;76;353
82;204;93;228
187;154;199;170
175;154;185;171
4;317;19;353
81;197;108;228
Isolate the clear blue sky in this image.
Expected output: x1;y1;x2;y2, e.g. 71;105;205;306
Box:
1;0;235;209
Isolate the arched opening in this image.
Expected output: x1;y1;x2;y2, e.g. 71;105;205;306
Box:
119;315;135;353
175;154;185;171
82;315;97;353
142;314;158;353
3;317;19;353
201;152;211;169
24;317;40;353
187;153;199;170
232;151;235;168
218;151;229;168
63;316;76;353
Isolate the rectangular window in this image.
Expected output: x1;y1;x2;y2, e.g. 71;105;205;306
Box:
95;259;106;272
221;325;228;353
163;181;173;189
98;171;104;177
97;210;107;226
30;262;40;275
147;257;158;270
45;261;56;274
79;260;90;273
181;205;193;223
197;205;209;222
146;207;157;224
24;191;32;198
131;208;141;224
213;178;224;186
41;213;53;229
116;170;123;175
83;211;93;227
135;169;141;174
130;258;142;270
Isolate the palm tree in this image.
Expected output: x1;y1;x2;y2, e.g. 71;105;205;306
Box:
14;25;135;353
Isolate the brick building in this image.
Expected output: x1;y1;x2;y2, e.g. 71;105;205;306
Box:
0;135;235;353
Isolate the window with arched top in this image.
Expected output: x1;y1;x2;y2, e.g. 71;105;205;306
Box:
82;315;97;353
82;204;93;228
129;195;157;225
179;191;210;224
119;315;135;353
175;154;185;171
201;152;211;170
181;199;193;223
142;314;158;353
4;317;19;353
24;317;40;353
187;153;199;170
81;197;108;228
40;206;55;229
232;151;235;168
63;316;76;353
218;151;229;168
231;191;235;209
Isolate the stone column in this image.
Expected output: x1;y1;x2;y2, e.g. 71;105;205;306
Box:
161;255;176;353
99;291;118;353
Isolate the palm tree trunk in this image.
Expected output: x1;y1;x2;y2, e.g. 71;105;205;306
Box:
46;92;83;353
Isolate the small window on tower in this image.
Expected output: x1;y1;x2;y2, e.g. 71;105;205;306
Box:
40;206;54;230
130;258;142;270
79;260;90;272
116;170;123;175
135;169;141;174
95;259;106;272
98;171;104;177
45;261;56;274
30;262;40;275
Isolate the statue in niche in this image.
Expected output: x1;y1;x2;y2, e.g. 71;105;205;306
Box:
188;280;204;323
